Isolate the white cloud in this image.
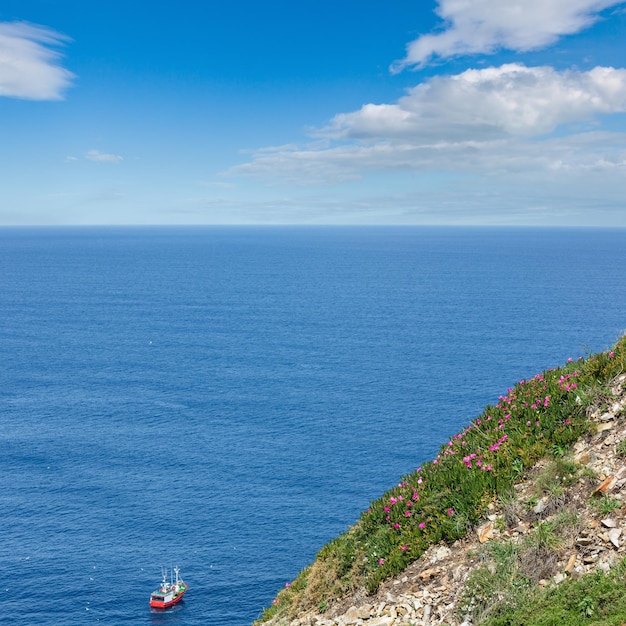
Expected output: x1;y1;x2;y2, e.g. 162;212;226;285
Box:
228;64;626;184
85;150;124;163
393;0;626;70
320;64;626;141
0;21;74;100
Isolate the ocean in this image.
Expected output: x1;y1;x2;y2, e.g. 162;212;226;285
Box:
1;226;625;625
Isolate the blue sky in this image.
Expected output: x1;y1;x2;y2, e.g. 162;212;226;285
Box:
1;0;626;225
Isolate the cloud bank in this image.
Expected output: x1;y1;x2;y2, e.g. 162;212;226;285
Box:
229;64;626;183
392;0;626;70
0;21;74;100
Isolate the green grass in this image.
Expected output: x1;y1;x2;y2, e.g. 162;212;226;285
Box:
481;556;626;626
255;336;626;624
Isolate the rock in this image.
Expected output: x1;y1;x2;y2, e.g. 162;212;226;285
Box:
594;475;617;495
418;568;439;581
477;521;494;543
453;564;465;581
343;606;360;624
435;546;451;561
368;617;395;626
515;521;530;533
609;528;622;548
576;452;591;464
601;518;618;528
533;498;548;514
564;554;577;573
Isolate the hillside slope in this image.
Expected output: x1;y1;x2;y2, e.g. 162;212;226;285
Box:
256;336;626;626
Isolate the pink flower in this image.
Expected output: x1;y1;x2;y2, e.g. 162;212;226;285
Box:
419;522;426;529
609;351;615;358
412;492;419;500
384;506;390;512
394;523;401;529
405;510;411;517
389;497;397;505
378;558;384;565
447;509;455;516
406;500;412;507
400;545;408;551
285;582;291;588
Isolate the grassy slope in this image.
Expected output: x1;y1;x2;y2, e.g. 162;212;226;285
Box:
256;335;626;624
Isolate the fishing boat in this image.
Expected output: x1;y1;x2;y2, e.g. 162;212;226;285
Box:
149;566;188;609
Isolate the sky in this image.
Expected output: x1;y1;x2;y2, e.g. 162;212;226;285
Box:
1;0;626;226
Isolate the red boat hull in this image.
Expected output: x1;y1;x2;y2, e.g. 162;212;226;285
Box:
150;585;187;608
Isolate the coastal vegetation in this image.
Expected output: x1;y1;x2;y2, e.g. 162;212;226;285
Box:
256;335;626;624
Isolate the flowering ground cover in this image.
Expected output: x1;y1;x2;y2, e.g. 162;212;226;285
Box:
257;336;626;624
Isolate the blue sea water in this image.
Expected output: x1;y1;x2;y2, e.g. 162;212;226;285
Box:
1;226;625;625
